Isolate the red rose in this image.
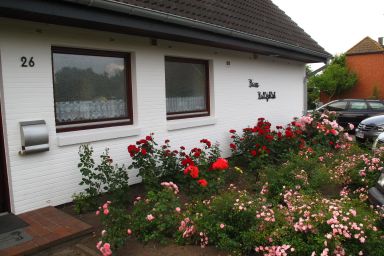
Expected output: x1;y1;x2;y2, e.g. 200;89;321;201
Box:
184;165;199;179
212;158;229;170
265;134;274;141
181;157;194;167
141;149;147;155
165;139;170;143
128;145;139;156
250;150;257;156
200;139;212;148
198;179;208;187
146;135;152;141
230;143;236;150
194;151;201;157
229;129;236;133
180;146;186;150
285;129;293;138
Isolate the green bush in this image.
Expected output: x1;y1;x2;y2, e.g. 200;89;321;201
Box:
73;145;129;213
128;185;182;244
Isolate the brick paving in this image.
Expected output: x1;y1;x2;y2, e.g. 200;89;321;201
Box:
0;206;92;255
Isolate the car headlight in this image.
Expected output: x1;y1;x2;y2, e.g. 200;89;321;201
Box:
377;125;384;132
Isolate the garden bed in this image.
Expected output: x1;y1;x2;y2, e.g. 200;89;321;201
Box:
72;112;384;256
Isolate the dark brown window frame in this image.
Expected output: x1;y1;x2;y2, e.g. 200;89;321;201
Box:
51;46;133;132
165;56;210;120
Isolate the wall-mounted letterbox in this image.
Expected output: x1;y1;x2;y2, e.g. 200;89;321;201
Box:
20;120;49;154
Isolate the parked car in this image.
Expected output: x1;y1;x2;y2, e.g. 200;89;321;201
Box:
372;132;384;150
315;99;384;129
355;115;384;142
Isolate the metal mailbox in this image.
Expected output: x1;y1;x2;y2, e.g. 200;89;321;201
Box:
20;120;49;154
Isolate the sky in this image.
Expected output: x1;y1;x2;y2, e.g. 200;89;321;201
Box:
271;0;384;66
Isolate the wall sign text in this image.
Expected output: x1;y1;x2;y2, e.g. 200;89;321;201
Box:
258;91;276;102
249;78;276;102
248;79;259;88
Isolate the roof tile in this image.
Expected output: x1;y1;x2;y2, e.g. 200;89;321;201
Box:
113;0;326;54
346;37;384;55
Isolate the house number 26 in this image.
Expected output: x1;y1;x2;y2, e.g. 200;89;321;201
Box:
20;56;35;67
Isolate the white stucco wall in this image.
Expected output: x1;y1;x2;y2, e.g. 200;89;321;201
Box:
0;18;306;214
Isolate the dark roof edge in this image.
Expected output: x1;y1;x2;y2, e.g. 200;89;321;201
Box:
346;51;384;56
64;0;331;60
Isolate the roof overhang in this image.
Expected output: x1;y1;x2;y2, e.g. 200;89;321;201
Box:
0;0;330;63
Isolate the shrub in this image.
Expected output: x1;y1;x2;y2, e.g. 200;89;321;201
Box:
97;201;130;250
229;118;303;170
229;112;353;172
128;135;226;195
129;183;183;244
179;187;279;255
73;145;129;213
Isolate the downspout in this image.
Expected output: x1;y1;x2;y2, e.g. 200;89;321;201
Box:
64;0;330;60
303;64;329;114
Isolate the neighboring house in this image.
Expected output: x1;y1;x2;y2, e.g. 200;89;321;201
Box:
0;0;329;214
320;36;384;103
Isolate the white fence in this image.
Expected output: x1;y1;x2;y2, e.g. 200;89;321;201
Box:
166;96;206;113
55;99;127;122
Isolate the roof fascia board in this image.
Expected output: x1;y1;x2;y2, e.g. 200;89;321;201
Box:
0;0;328;63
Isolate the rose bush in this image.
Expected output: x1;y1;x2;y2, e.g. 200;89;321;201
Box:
94;115;384;256
128;135;227;195
229;112;353;172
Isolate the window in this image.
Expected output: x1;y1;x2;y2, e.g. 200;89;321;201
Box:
349;101;368;110
368;101;384;110
165;57;209;120
52;47;132;132
325;101;347;111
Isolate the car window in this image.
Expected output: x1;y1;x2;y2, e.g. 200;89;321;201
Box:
349;101;368;110
325;101;347;111
368;102;384;110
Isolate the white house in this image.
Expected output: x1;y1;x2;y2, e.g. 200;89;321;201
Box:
0;0;330;214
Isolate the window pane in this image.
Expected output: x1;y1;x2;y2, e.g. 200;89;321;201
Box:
349;101;367;110
165;59;207;114
326;101;347;111
369;102;384;110
53;52;128;123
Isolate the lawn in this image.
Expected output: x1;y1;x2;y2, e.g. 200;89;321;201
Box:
73;111;384;256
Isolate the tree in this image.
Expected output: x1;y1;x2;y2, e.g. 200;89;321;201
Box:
308;54;357;101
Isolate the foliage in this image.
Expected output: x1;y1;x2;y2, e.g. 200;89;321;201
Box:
308;54;357;101
180;188;279;255
306;65;320;109
97;201;130;250
229;112;353;174
95;116;384;256
73;145;129;213
129;185;182;244
127;135;225;195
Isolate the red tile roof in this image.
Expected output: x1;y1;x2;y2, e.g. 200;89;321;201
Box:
347;37;384;55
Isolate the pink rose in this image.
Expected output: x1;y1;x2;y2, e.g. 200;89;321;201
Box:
103;209;109;215
146;214;155;222
127;229;132;235
220;223;225;229
175;207;181;213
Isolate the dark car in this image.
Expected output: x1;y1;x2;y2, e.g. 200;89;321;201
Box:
355;115;384;142
315;99;384;128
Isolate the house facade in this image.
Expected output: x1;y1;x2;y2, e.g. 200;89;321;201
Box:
0;0;329;214
320;36;384;103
